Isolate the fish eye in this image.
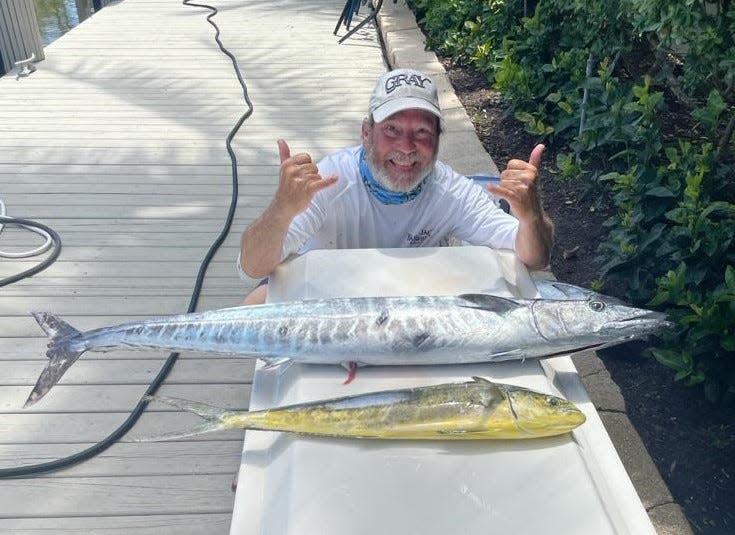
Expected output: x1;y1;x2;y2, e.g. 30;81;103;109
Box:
589;300;605;312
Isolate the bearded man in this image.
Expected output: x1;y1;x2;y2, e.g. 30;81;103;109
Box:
239;68;553;304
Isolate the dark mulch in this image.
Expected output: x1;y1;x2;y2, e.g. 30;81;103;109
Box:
441;58;735;534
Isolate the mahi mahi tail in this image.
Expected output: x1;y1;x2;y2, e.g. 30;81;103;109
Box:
24;312;87;408
135;395;243;441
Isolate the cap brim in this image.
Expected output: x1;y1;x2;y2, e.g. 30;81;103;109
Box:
372;97;442;123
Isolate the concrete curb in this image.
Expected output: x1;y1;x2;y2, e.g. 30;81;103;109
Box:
374;2;693;533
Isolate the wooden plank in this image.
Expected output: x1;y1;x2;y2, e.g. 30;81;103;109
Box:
0;233;243;249
0;184;276;196
0;384;251;413
0;441;242;476
0;286;246;297
0;164;274;176
6;206;266;219
0;218;257;230
0;0;385;527
0;411;246;443
2;193;271;206
0;340;261;362
0;231;247;247
0;147;351;167
0;244;241;262
4;278;245;291
0;513;233;534
0;474;236;517
0;295;245;315
0;261;256;280
0;177;269;187
0;359;256;385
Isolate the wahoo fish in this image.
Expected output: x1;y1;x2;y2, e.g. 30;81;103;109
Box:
25;289;672;406
140;377;586;441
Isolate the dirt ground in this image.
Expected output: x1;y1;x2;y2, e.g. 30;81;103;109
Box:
441;59;735;534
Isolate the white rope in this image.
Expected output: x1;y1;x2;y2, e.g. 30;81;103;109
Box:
0;199;54;258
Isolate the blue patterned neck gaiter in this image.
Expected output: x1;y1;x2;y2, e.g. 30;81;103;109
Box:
359;147;426;205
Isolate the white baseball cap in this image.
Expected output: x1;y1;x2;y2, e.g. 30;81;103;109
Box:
368;68;441;123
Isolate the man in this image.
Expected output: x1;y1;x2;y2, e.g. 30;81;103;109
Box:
239;68;553;304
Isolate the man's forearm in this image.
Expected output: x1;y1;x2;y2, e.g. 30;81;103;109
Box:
514;215;554;271
240;202;295;279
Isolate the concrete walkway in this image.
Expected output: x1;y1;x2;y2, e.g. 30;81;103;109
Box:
375;2;692;533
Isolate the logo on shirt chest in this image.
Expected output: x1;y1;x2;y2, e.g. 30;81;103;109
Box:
406;229;432;246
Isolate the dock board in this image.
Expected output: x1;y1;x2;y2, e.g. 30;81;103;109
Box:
0;0;385;531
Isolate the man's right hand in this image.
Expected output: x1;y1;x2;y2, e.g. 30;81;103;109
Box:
274;139;338;217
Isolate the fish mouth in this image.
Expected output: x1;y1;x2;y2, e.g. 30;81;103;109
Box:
515;409;586;435
606;310;674;331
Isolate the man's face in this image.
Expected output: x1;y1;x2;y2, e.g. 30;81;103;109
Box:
362;109;439;193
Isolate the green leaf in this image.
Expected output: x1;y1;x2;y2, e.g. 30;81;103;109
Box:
674;369;690;381
652;348;690;372
515;111;535;123
704;380;722;404
558;101;573;114
639;224;666;252
701;201;734;219
726;265;735;292
721;334;735;352
648;290;670;307
644;186;677;198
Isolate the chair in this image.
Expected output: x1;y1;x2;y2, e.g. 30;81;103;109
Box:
334;0;389;44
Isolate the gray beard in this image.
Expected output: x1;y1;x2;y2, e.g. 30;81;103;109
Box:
366;145;436;193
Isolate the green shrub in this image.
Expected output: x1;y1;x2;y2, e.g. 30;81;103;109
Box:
407;0;735;403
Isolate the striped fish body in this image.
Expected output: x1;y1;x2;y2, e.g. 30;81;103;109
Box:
146;377;587;441
47;295;540;365
27;292;671;407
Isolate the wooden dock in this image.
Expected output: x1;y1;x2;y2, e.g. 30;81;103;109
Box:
0;0;385;531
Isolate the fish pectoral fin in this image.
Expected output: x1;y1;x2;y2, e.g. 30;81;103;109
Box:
456;294;523;314
487;348;525;361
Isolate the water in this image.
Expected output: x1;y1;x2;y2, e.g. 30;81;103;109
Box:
34;0;90;46
34;0;120;46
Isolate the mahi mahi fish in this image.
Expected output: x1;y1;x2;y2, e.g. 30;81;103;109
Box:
25;288;671;407
139;376;586;441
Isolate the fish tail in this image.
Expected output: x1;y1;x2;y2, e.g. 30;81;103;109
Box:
135;395;250;441
24;312;87;408
32;311;81;344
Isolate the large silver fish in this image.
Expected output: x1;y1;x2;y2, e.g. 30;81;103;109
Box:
140;377;586;441
25;290;671;406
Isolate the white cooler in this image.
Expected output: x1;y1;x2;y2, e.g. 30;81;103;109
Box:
229;246;655;535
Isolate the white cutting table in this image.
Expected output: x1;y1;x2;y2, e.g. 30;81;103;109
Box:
230;247;655;535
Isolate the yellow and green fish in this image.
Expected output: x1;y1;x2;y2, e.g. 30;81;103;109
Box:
141;377;586;441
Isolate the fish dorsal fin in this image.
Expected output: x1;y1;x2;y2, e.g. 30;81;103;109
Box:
471;376;493;385
457;294;523;314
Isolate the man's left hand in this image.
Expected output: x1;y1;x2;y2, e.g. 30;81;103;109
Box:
487;144;545;222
